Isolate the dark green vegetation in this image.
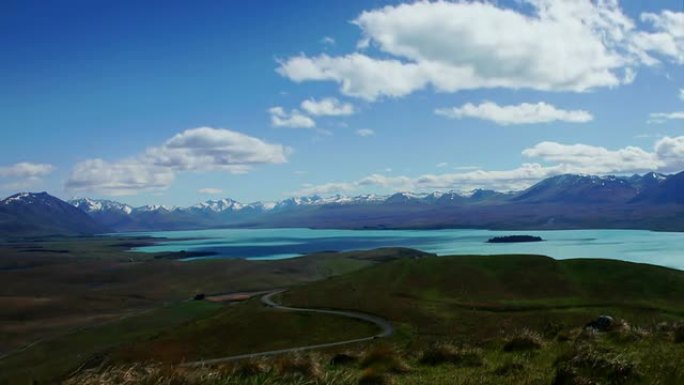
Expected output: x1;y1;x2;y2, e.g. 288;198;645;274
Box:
5;241;684;384
282;255;684;342
487;235;543;243
0;237;425;384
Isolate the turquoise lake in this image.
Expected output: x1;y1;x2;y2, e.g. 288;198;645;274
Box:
123;228;684;270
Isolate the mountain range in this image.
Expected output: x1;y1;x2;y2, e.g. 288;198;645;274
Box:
2;171;684;236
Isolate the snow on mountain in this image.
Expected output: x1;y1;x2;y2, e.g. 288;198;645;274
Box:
70;198;133;215
134;204;171;213
191;198;244;212
1;192;32;205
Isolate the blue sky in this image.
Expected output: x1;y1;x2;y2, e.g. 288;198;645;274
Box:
1;0;683;206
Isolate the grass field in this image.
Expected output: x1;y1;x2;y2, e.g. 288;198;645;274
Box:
61;253;684;385
5;238;684;385
0;237;424;384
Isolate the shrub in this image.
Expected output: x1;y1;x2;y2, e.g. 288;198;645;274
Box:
233;358;270;377
673;323;684;343
493;361;526;376
360;345;410;374
418;343;482;367
503;330;544;352
358;367;392;385
274;353;322;380
553;345;638;385
330;352;358;366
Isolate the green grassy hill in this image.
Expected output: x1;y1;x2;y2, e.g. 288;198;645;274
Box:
282;255;684;341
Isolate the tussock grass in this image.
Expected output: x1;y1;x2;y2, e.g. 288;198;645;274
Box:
357;367;392;385
359;345;410;374
553;344;638;385
329;352;359;366
274;353;323;380
502;330;544;352
418;343;482;367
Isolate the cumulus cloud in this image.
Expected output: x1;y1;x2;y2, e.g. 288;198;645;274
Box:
269;107;316;128
0;162;55;191
198;187;223;195
355;129;375;137
648;111;684;123
293;136;684;196
435;101;593;125
654;136;684;171
66;127;289;196
277;1;683;101
0;162;54;178
632;11;684;65
296;182;357;196
148;127;288;171
300;97;354;116
522;141;661;173
66;159;175;196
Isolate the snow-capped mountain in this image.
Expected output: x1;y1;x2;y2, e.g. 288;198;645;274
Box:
70;198;133;215
134;204;171;213
1;192;109;235
44;171;684;233
189;198;244;213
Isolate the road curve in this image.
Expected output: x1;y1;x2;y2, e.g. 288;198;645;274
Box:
182;290;392;367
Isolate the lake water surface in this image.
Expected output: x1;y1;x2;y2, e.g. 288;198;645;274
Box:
123;228;684;270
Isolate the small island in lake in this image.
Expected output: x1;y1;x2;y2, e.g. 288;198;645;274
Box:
487;235;543;243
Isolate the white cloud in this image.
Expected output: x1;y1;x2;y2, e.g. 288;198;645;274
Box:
436;162;448;168
680;89;684;101
291;136;684;196
66;127;289;196
198;188;223;195
0;162;55;192
277;1;647;101
66;159;175;196
648;111;684;123
278;53;431;101
654;136;684;171
148;127;289;171
522;141;661;173
269;106;316;128
278;1;684;101
300;97;354;116
435;101;593;125
355;129;375;137
632;11;684;65
0;162;54;178
295;182;357;196
321;36;336;46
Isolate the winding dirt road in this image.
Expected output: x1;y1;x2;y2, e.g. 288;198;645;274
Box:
183;290;392;367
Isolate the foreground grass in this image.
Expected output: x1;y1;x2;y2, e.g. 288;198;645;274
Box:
8;252;684;384
65;320;684;385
